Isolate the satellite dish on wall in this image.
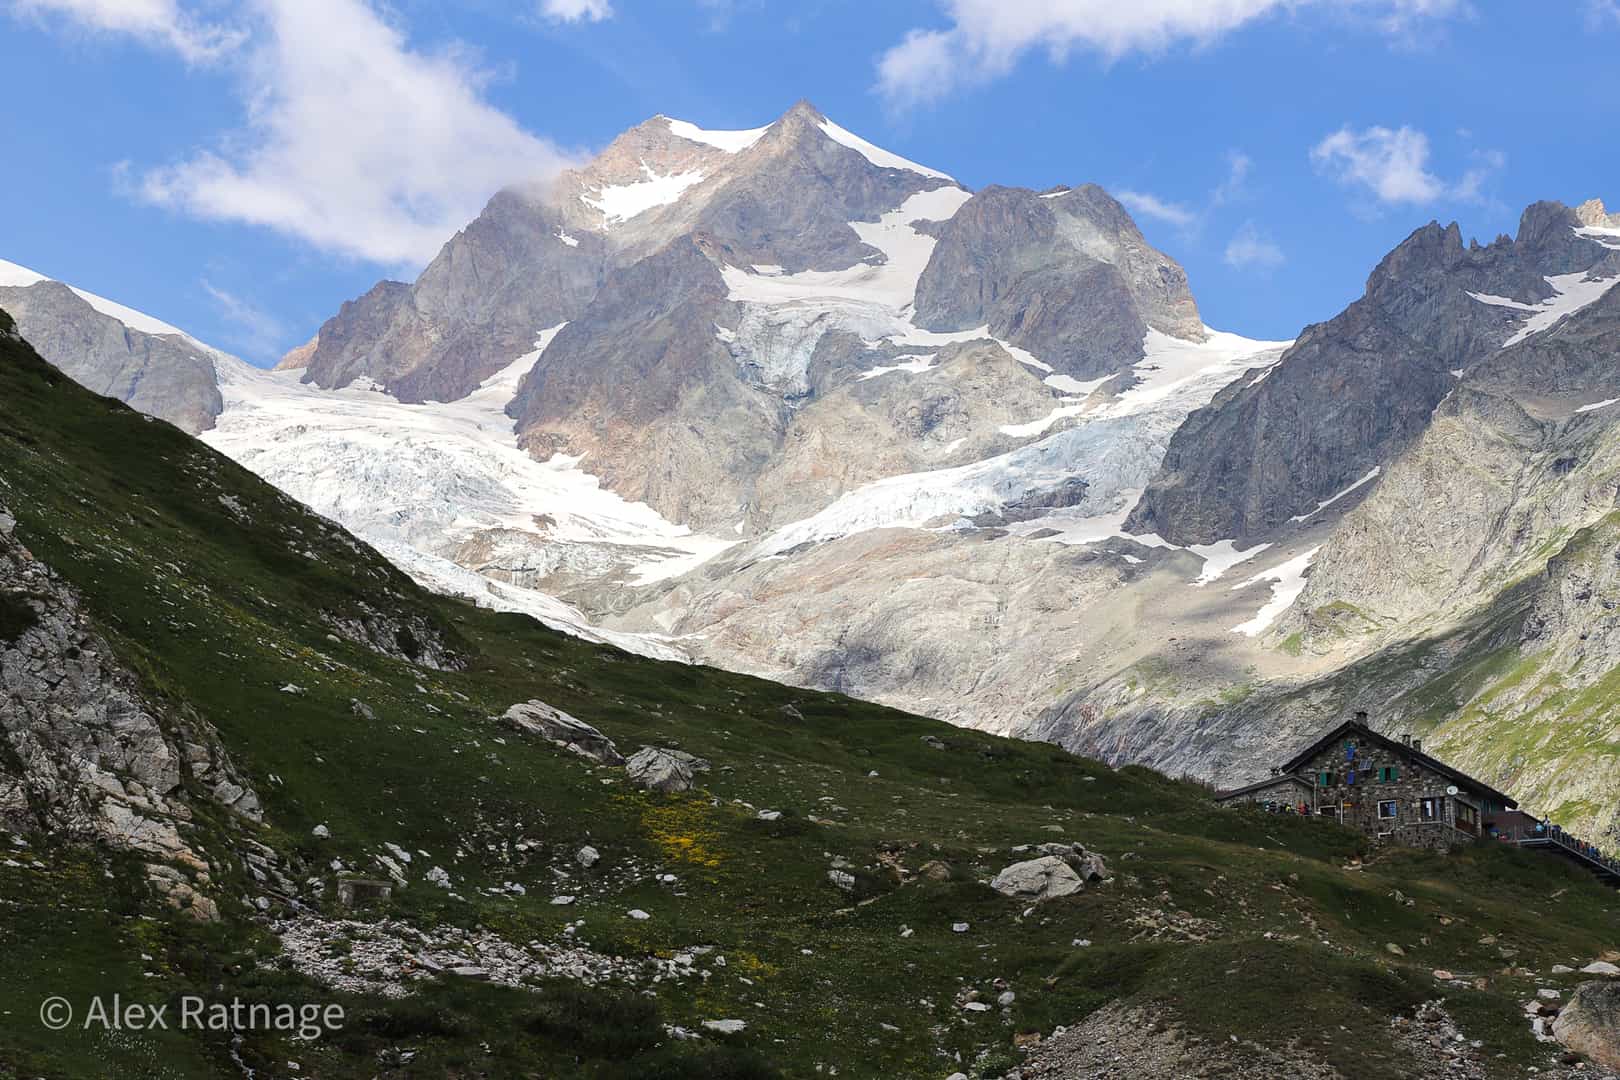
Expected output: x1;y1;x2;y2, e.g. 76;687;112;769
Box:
1446;785;1459;796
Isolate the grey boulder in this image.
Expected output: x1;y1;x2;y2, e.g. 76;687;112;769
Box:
1553;980;1620;1071
1037;841;1111;883
989;856;1083;902
500;701;624;765
624;746;711;793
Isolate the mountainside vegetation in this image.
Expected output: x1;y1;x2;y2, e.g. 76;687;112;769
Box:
3;312;1620;1078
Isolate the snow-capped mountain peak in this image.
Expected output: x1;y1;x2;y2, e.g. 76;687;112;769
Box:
0;257;197;341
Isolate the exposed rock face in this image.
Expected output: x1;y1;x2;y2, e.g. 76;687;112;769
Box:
0;503;259;870
0;281;222;433
1554;980;1620;1071
1128;202;1619;544
506;236;775;532
1295;276;1620;628
501;701;624;765
298;195;608;402
624;746;710;793
914;184;1204;377
1576;198;1620;229
323;602;461;671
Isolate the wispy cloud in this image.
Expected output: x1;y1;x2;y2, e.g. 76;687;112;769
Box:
875;1;1468;110
1224;221;1285;270
1210;151;1252;207
1118;150;1254;235
7;0;243;63
202;279;284;360
1311;124;1501;206
21;0;579;268
539;0;613;23
1117;190;1197;228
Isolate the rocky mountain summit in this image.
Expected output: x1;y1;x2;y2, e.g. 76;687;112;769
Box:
1127;200;1620;545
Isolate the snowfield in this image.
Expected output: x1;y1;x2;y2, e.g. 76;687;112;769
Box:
664;116;770;154
583;165;708;226
1288;467;1381;523
1230;547;1322;637
818;118;954;181
1469;270;1620;348
718;185;974;395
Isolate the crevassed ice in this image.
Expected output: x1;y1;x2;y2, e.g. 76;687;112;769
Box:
755;329;1289;557
719;186;973;395
201;324;735;594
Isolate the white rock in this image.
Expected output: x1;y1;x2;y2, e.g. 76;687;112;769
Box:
1582;961;1620;976
951;922;969;933
989;855;1082;902
576;845;600;868
311;824;330;839
551;895;576;905
703;1019;747;1034
629;909;651;921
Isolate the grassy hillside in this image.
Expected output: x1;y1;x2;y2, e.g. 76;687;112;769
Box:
1;311;1616;1079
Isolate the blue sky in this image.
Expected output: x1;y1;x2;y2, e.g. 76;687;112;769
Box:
1;0;1617;363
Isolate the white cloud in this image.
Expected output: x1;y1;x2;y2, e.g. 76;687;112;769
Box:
1224;222;1285;270
1117;190;1197;228
540;0;613;22
876;1;1467;109
1310;125;1500;206
7;0;242;62
124;0;576;267
202;279;284;359
1310;125;1442;203
1453;148;1505;203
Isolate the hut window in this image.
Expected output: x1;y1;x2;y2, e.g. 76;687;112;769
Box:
1379;766;1399;782
1378;800;1398;820
1420;797;1441;821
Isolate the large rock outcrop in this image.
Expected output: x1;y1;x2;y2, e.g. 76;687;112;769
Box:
914;184;1204;378
1554;980;1620;1071
0;280;223;433
0;503;260;869
1127;201;1619;544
